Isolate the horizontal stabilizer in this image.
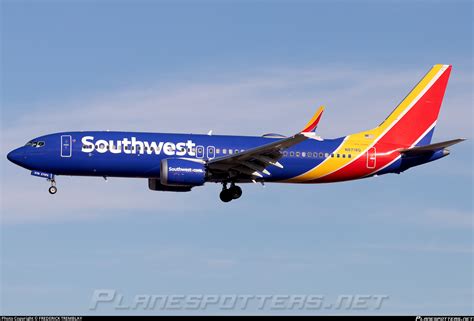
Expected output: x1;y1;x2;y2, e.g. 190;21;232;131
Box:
399;138;466;156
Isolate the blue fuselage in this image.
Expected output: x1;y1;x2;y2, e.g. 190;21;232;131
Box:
7;131;447;184
8;131;346;182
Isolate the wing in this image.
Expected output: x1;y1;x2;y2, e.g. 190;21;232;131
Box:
207;107;325;182
398;138;466;156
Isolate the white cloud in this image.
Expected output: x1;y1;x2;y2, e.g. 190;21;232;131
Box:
419;208;474;229
358;242;473;254
1;65;472;224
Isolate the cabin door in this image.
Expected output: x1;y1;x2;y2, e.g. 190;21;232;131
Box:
366;147;376;169
196;145;204;159
207;146;215;159
61;135;72;158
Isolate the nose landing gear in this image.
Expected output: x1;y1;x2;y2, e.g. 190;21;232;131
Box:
48;178;57;195
219;183;242;202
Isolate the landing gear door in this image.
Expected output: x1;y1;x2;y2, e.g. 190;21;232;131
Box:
61;135;72;158
366;147;376;169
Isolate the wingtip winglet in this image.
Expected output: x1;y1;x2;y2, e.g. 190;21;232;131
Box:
301;105;325;133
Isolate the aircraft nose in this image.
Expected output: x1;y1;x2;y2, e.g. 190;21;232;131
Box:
7;147;25;165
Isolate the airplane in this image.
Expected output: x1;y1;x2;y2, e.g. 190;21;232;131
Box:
7;64;465;202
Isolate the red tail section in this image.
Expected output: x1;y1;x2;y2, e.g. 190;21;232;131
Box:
378;64;452;147
302;64;454;183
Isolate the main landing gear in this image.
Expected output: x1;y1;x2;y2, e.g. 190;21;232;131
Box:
48;178;57;195
219;183;242;203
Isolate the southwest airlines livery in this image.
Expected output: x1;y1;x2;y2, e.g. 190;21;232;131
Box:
7;65;465;202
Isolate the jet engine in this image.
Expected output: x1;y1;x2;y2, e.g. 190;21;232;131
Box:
160;158;206;187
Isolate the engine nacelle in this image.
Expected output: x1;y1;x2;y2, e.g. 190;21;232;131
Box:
160;158;206;187
148;179;192;192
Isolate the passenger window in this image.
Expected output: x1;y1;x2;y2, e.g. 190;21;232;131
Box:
302;152;306;157
319;152;323;158
325;153;329;158
290;152;294;157
307;152;312;157
216;148;221;154
342;154;346;158
296;152;300;157
229;150;233;154
336;154;340;158
283;151;288;156
223;149;227;154
348;154;352;158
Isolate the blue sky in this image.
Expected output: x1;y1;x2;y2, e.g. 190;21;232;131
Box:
1;0;473;315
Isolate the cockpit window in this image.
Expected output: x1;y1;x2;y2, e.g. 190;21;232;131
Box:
25;141;45;148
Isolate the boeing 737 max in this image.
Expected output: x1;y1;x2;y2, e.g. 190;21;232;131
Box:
7;64;465;202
